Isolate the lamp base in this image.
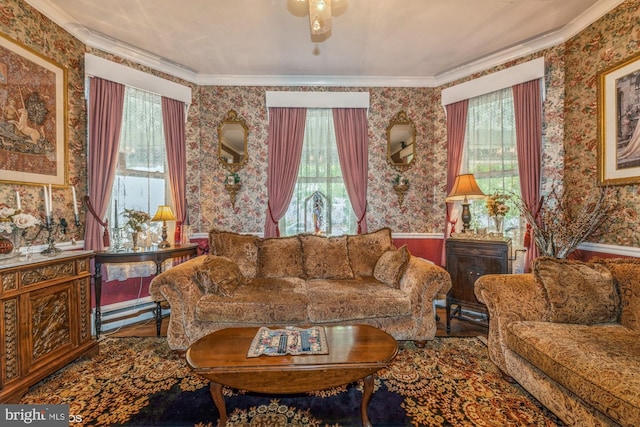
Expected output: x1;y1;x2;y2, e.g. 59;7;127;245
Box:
461;202;471;232
158;223;171;248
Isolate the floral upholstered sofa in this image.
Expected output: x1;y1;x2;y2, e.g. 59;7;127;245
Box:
474;257;640;427
150;227;451;352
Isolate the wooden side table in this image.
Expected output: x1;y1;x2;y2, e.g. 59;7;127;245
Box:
93;243;198;338
445;237;511;333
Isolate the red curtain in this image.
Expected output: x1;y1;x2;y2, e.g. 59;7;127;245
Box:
85;77;125;251
513;79;542;272
161;97;187;227
333;108;369;233
441;99;469;265
264;107;307;237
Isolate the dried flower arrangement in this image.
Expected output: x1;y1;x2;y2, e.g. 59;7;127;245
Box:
515;186;622;259
122;209;151;232
486;193;510;217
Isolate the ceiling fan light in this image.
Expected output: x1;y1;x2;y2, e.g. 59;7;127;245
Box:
308;0;332;36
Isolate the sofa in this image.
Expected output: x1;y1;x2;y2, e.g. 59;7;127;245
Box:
474;256;640;427
150;227;451;352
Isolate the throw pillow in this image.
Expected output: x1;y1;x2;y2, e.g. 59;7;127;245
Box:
374;245;411;288
590;257;639;331
208;229;259;278
299;234;354;279
533;257;620;324
347;228;394;277
256;236;304;278
193;255;245;297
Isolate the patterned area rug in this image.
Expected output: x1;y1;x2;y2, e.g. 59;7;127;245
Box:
20;336;564;426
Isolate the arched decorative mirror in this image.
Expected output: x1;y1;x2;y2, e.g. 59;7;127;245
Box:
218;109;248;172
386;111;416;170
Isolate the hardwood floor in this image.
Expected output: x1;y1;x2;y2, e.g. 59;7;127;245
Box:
108;305;488;339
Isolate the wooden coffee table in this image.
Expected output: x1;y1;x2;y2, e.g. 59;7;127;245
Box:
186;325;398;427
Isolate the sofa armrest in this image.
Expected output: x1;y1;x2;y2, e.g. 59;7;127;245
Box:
149;256;208;349
474;273;551;373
399;257;452;340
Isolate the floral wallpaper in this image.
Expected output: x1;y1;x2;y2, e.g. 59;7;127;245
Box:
0;0;86;245
193;85;446;234
563;0;640;247
1;0;639;249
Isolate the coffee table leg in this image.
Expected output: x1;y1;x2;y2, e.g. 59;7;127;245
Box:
209;382;228;427
361;374;374;427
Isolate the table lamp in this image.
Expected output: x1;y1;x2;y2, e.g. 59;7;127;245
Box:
445;174;486;232
151;205;177;248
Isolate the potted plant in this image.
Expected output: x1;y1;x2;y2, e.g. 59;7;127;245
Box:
122;208;150;250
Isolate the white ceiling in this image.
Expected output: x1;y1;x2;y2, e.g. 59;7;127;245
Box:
25;0;625;86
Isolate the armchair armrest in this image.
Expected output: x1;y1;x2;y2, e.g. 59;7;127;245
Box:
474;273;551;372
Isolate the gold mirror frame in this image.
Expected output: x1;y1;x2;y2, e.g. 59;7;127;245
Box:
386;111;416;170
218;109;248;173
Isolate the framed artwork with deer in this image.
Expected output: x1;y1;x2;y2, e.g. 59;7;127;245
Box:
0;33;67;186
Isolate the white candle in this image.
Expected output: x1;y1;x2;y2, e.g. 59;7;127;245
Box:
71;186;78;215
48;184;53;215
43;185;49;215
16;191;21;210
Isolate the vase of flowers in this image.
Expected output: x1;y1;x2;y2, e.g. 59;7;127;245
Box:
486;193;510;234
0;207;40;255
122;208;150;251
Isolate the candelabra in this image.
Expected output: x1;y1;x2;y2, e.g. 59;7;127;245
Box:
41;214;81;255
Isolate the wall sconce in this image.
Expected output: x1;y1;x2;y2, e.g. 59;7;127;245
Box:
151;205;176;248
445;174;486;232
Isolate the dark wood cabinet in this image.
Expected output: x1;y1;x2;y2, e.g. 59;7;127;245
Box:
445;237;511;333
0;251;97;402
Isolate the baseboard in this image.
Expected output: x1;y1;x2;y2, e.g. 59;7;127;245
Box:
92;297;171;335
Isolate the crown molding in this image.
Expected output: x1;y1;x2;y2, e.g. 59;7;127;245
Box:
25;0;626;88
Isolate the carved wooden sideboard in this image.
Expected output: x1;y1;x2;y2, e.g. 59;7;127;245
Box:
0;250;96;403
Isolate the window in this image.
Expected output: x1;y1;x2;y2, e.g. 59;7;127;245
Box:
462;88;521;239
280;109;357;236
108;87;169;245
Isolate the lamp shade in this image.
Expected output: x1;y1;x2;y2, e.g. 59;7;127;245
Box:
151;205;176;222
446;174;486;202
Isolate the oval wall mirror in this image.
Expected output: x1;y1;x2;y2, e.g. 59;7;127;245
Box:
218;109;248;172
386;111;416;170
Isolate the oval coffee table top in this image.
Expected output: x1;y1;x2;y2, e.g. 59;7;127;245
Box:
186;325;398;394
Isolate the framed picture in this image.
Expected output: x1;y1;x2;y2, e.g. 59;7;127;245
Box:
598;52;640;185
0;34;67;186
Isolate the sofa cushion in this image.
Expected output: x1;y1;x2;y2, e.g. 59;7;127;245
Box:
347;228;394;277
374;245;410;288
505;321;640;427
209;229;259;278
196;277;309;323
533;257;619;324
193;255;244;296
299;234;354;279
592;258;640;331
256;236;304;278
306;277;411;322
